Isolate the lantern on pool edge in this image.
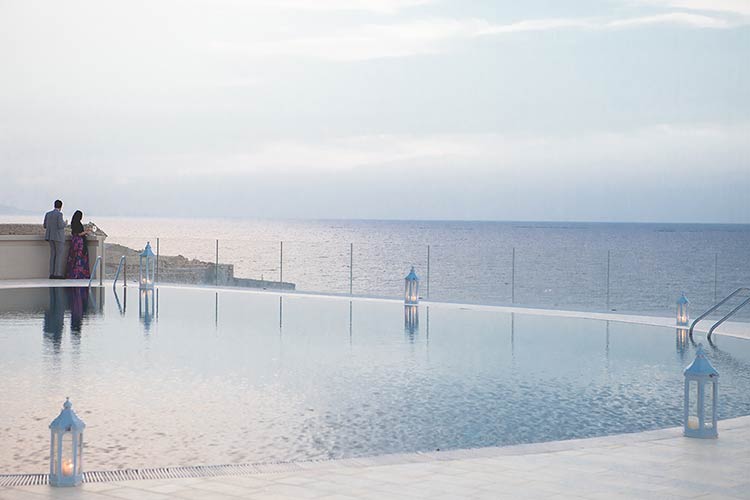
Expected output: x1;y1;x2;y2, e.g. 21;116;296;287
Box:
684;344;719;439
139;242;156;290
676;292;689;327
405;266;419;305
49;398;86;487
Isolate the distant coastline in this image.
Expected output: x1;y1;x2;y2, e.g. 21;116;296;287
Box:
0;204;35;216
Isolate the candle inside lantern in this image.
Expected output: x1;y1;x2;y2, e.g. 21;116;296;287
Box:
61;458;74;476
687;416;699;430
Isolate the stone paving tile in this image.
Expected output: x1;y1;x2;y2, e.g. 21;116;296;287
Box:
170;489;250;500
95;487;174;500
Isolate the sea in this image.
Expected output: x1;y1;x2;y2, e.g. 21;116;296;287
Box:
3;215;750;319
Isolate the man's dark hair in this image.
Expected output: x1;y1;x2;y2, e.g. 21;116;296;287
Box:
54;200;62;209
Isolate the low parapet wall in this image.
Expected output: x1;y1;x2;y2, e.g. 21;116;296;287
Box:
0;234;106;279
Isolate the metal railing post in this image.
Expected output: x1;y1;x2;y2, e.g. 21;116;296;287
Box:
113;256;127;291
714;253;718;302
426;244;430;299
349;243;353;295
511;247;515;304
88;256;102;288
156;237;160;286
606;250;611;310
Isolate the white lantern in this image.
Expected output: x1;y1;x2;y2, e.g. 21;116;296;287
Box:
49;398;86;487
139;242;156;290
676;292;689;327
404;304;418;335
405;266;419;305
683;344;719;439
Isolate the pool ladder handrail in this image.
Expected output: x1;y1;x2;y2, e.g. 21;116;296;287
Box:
708;295;750;340
88;256;103;288
113;256;127;290
689;287;750;340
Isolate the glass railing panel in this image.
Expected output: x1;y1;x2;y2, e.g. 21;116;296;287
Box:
428;242;512;305
352;241;428;299
514;246;608;312
281;240;350;295
217;239;281;288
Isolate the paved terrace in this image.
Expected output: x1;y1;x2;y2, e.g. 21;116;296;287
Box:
2;279;749;499
2;417;749;499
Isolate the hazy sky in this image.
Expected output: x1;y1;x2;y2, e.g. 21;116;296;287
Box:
1;0;748;222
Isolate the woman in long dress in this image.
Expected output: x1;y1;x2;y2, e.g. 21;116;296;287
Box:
66;210;92;279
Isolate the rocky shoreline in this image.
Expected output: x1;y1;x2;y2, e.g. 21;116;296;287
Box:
0;224;294;290
105;242;295;290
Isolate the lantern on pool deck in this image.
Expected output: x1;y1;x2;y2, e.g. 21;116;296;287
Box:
676;292;689;327
684;344;719;439
49;398;86;487
405;266;419;305
139;242;156;290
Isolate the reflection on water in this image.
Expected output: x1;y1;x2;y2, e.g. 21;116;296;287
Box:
676;327;691;359
40;287;104;353
404;305;418;339
138;289;157;332
1;286;750;475
113;287;127;315
43;288;65;352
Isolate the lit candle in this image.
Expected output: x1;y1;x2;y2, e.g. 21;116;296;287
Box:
61;458;74;476
687;416;699;430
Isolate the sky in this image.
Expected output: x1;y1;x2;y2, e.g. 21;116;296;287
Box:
0;0;748;222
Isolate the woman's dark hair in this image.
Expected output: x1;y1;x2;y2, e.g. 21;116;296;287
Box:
71;210;84;235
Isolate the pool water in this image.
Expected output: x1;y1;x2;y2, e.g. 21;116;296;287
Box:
1;286;750;474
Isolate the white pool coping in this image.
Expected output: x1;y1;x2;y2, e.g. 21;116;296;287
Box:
3;278;748;341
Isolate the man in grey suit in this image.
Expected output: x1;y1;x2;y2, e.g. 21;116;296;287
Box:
43;199;67;279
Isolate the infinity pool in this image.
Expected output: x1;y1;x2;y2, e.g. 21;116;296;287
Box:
1;286;750;474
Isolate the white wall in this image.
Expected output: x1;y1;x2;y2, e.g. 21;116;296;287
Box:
0;235;105;279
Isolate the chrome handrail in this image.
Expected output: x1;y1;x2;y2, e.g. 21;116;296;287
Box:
113;256;127;290
88;256;102;288
689;287;749;338
708;296;750;340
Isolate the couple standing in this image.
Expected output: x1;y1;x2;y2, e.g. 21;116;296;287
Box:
43;199;94;279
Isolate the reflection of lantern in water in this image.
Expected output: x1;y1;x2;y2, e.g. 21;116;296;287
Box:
405;267;419;305
684;344;719;439
49;398;86;487
404;305;419;334
676;292;689;327
139;242;156;290
676;328;689;356
139;289;156;330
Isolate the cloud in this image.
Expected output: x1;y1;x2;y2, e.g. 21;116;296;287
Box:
606;12;731;28
213;11;740;61
636;0;750;17
268;0;434;14
76;122;746;181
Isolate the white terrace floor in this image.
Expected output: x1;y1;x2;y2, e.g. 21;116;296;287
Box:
2;416;750;500
2;279;749;499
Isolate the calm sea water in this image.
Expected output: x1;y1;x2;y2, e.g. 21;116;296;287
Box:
3;216;750;318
